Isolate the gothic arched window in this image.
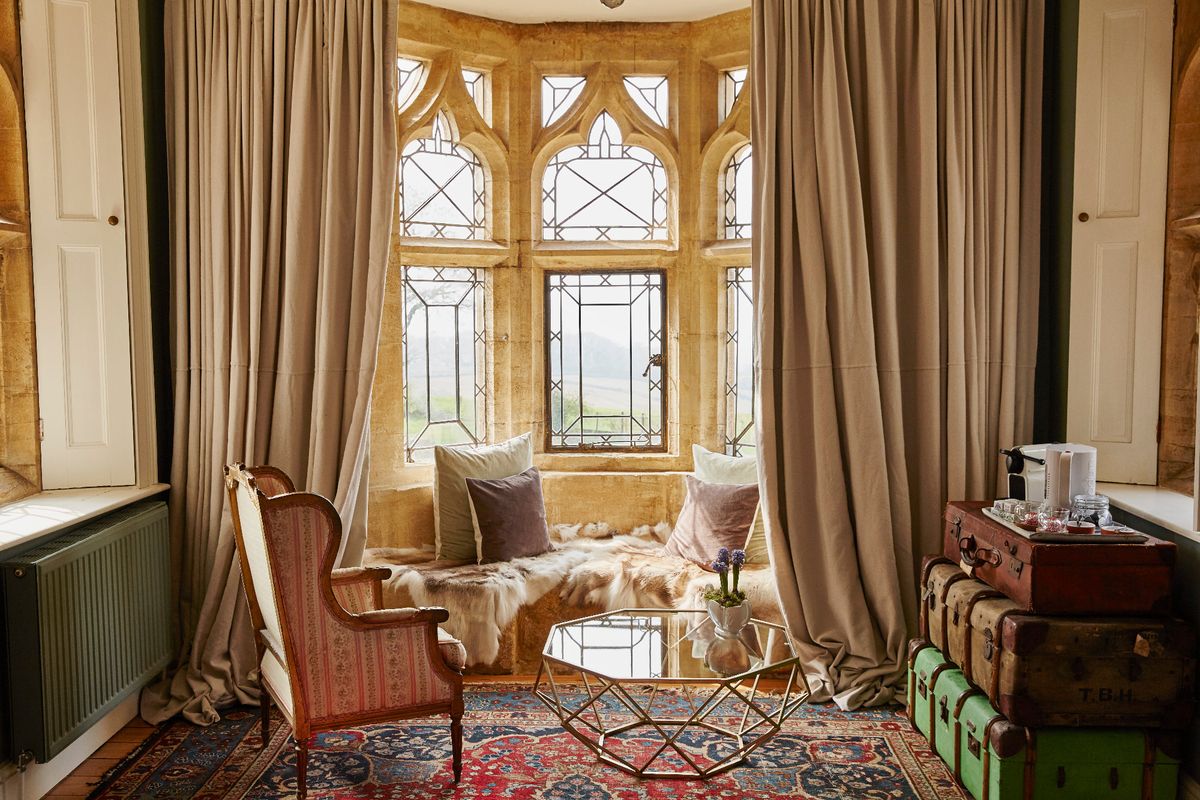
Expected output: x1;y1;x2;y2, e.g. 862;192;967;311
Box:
399;111;487;240
721;144;752;240
541;112;668;241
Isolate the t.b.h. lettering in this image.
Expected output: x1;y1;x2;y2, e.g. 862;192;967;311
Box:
1078;687;1134;703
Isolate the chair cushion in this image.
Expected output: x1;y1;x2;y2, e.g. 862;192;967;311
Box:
434;433;533;561
466;467;552;563
664;475;760;567
692;444;769;568
437;628;468;671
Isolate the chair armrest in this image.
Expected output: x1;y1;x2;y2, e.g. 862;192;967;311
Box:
345;607;451;628
331;566;391;586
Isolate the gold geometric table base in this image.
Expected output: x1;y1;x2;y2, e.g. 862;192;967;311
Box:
532;611;809;779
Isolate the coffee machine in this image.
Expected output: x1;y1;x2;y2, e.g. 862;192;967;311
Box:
999;445;1050;501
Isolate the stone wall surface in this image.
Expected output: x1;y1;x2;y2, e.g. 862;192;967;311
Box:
0;0;38;505
1159;0;1200;495
369;3;752;548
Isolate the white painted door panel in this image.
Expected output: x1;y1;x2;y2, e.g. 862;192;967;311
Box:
23;0;136;488
1066;0;1173;484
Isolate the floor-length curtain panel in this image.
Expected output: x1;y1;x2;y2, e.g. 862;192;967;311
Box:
142;0;397;725
753;0;1042;710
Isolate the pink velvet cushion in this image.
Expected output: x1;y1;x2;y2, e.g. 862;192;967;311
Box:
665;475;760;568
465;466;552;563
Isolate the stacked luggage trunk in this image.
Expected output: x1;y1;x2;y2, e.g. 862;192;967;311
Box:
907;501;1194;799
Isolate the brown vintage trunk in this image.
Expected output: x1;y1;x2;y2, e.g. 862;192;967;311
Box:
942;501;1175;616
921;557;1196;729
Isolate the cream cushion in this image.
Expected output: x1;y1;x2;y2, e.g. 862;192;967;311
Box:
434;433;534;561
691;444;769;568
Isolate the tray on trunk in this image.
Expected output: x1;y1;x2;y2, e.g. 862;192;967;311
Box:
981;507;1146;544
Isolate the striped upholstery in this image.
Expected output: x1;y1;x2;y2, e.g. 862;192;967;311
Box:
260;503;455;721
330;569;379;614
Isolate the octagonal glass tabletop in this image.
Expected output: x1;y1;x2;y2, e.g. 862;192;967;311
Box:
542;609;797;682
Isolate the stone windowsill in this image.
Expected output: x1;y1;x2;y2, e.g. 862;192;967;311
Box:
0;483;170;557
1098;481;1200;545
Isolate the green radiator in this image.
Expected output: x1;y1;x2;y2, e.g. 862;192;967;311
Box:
2;501;172;763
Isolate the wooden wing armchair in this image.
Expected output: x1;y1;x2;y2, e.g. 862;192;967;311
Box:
224;463;466;796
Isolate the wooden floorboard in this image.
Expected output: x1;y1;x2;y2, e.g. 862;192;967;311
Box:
44;722;152;799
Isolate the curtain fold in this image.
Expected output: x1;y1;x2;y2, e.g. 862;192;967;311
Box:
753;0;1042;710
142;0;397;725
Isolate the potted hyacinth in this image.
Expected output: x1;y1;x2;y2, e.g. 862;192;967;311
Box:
703;547;751;639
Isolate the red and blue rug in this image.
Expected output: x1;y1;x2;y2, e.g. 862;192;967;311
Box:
89;684;962;799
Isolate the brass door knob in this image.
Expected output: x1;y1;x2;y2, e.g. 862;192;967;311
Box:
1077;212;1090;223
107;215;119;226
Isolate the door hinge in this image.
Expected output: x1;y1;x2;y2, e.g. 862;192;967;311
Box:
38;417;45;441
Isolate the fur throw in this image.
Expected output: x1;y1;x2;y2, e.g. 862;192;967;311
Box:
363;523;671;665
363;521;783;667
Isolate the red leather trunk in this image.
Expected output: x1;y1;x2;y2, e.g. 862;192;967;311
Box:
941;501;1175;616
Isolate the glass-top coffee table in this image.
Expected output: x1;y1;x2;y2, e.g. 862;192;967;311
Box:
532;608;809;779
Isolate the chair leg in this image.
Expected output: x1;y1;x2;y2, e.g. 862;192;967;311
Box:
259;679;270;749
295;738;309;799
451;712;463;783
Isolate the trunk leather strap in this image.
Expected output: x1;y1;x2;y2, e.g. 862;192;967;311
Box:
979;713;1006;800
919;557;954;638
950;689;982;780
935;572;970;652
1142;732;1156;800
987;608;1020;702
1023;729;1038;800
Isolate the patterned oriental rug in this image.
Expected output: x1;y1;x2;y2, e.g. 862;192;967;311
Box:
88;685;964;799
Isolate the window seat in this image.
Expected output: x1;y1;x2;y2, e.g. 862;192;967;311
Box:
363;522;781;675
0;483;169;557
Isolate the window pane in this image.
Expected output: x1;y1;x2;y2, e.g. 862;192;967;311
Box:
725;267;756;457
721;144;752;239
402;267;488;462
623;76;669;127
397;57;427;110
719;66;748;123
547;271;665;450
461;67;489;122
542;112;668;242
399;112;487;239
542;75;587;126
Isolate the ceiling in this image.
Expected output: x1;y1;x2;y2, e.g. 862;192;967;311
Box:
415;0;749;24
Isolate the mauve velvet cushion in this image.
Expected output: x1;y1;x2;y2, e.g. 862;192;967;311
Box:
664;475;760;568
465;466;552;563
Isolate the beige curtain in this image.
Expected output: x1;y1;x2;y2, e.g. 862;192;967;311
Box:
753;0;1043;709
142;0;397;724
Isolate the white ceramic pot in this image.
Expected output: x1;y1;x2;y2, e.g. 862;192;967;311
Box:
706;598;752;639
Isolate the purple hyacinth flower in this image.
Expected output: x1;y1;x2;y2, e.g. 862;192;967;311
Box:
711;559;728;573
731;549;746;567
716;547;731;564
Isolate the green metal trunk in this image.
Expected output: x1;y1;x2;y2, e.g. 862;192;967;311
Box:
908;640;951;740
954;687;1179;800
909;641;1181;799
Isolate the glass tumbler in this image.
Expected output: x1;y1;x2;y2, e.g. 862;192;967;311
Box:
1038;506;1071;533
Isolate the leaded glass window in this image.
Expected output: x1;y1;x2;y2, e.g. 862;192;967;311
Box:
542;75;587;126
724;267;755;456
623;76;669;127
397;57;427;110
399;111;487;239
402;267;487;462
719;66;748;122
546;271;665;451
462;67;489;121
542;112;668;242
722;144;752;239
